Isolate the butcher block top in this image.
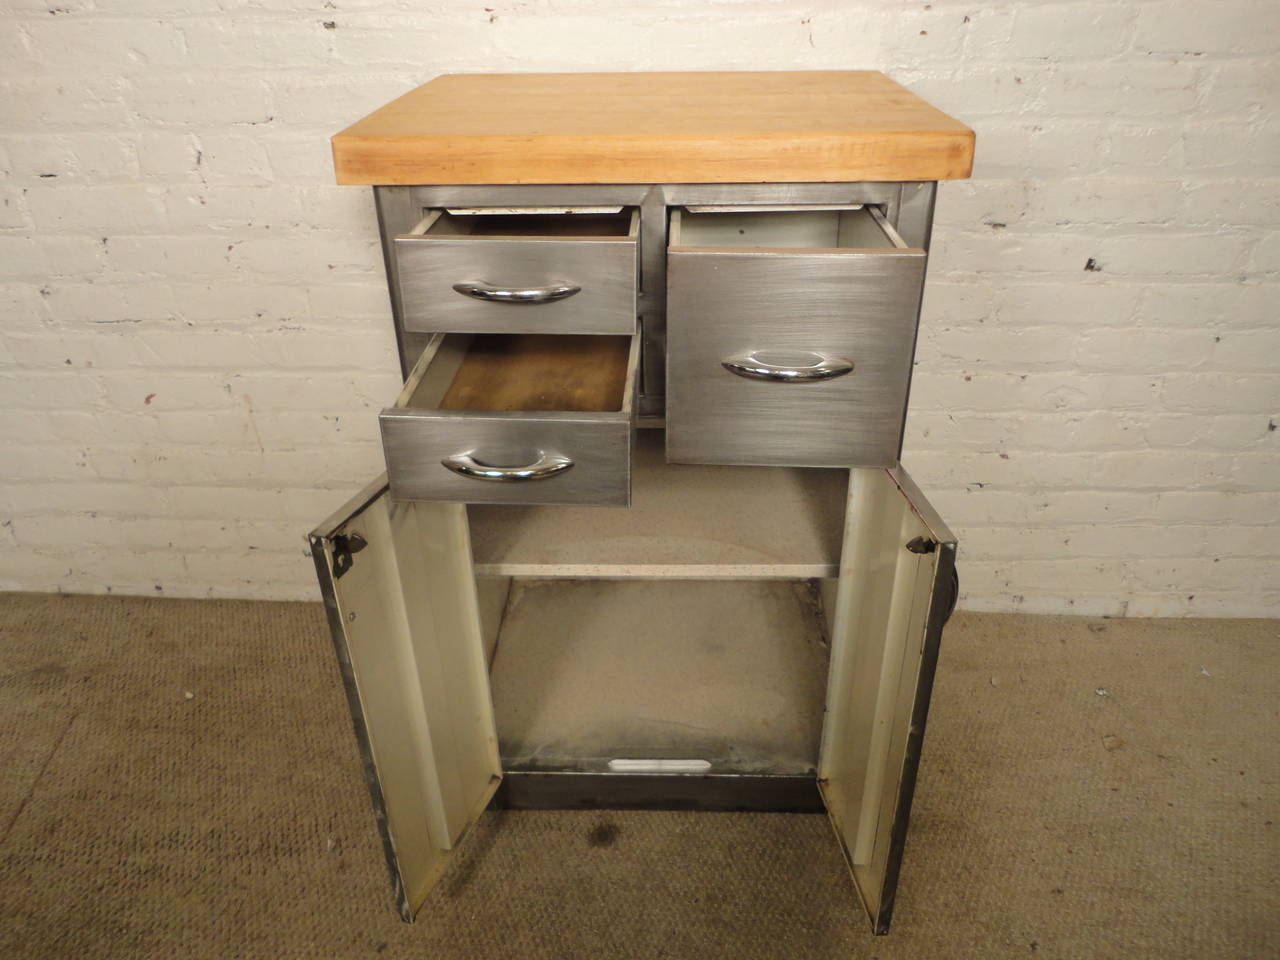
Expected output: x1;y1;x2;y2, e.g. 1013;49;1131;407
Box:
331;71;974;186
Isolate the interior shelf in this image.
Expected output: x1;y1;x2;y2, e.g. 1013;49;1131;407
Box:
489;578;831;775
468;430;848;579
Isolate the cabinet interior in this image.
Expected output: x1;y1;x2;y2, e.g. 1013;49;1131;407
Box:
671;205;901;250
423;208;635;238
468;430;846;577
470;431;846;777
485;577;834;775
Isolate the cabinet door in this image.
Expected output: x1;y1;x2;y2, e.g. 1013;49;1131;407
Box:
309;477;502;921
819;465;958;934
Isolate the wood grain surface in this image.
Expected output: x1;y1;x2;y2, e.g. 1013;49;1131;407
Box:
439;334;631;412
332;71;974;185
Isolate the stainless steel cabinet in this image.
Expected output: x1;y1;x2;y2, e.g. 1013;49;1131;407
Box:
380;332;639;506
394;208;640;335
310;181;956;935
667;205;925;467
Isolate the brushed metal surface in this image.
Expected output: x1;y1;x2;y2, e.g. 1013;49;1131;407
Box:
666;247;925;467
382;413;631;506
375;183;931;413
379;332;638;506
394;215;638;335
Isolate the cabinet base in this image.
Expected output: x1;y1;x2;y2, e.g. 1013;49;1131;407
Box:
493;771;823;812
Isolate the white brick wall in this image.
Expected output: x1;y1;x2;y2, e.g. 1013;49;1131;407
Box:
1;0;1277;616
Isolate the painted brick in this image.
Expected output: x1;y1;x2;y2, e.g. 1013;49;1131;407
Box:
996;282;1143;327
1160;373;1280;415
1134;2;1280;56
934;180;1031;230
1075;328;1213;370
1140;283;1272;328
1182;180;1280;228
137;133;202;182
179;17;332;70
163;185;302;232
166;282;311;324
1251;232;1280;275
25;185;166;233
1037;61;1203;119
1143;413;1275;452
1101;122;1183;176
190;134;273;187
0;238;50;278
1184;120;1280;176
23;18;187;71
0;0;1275;617
39;282;179;323
1200;58;1280;118
129;74;272;127
3;134;138;182
261;135;335;184
0;188;24;230
0;77;132;129
1095;232;1252;278
1008;3;1132;59
1026;179;1184;226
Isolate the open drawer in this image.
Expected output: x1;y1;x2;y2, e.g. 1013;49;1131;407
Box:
666;205;926;468
380;333;639;506
393;207;640;336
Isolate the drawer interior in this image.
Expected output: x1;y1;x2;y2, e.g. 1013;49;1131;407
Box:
416;208;637;239
670;204;907;250
402;333;636;414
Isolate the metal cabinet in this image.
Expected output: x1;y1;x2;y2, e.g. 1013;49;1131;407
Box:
309;180;958;934
667;205;926;467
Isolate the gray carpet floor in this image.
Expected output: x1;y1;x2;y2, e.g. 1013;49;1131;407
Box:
1;592;1276;959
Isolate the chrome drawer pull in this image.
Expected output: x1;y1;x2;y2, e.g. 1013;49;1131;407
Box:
451;280;581;304
440;452;574;482
721;352;854;383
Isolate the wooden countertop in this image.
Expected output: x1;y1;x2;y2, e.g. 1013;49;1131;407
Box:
332;71;973;186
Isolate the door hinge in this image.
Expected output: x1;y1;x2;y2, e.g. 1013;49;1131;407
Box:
905;536;936;555
331;533;368;579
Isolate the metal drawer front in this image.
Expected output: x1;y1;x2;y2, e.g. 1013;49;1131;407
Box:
394;209;639;336
667;207;925;468
380;333;638;506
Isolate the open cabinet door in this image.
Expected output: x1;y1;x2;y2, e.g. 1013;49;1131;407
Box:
309;476;502;921
819;465;958;935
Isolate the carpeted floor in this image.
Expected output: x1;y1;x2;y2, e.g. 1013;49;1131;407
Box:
0;592;1276;960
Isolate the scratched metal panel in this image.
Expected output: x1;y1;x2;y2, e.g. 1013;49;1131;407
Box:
381;412;632;507
818;465;957;935
394;220;638;336
666;247;925;467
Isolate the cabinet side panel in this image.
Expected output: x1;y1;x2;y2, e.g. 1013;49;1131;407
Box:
311;491;501;921
313;497;445;918
388;498;503;843
818;467;942;933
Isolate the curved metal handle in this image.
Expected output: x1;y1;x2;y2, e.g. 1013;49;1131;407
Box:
451;280;581;304
440;451;574;482
721;352;854;383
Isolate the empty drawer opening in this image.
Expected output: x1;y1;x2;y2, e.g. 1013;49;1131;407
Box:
419;209;636;239
382;333;638;506
670;205;907;250
407;334;635;414
484;578;834;776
